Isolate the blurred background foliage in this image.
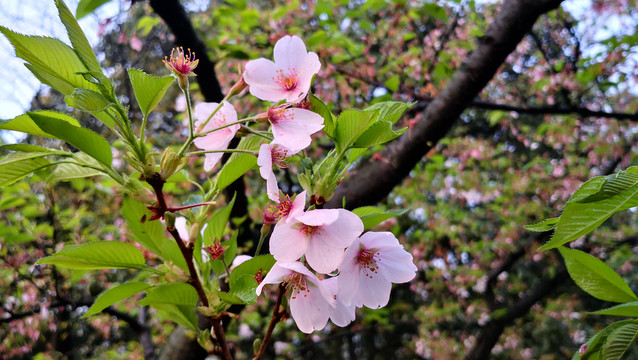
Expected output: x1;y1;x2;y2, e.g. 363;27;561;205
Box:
1;0;638;359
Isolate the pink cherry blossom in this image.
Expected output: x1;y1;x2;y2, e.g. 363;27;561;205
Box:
243;35;320;103
267;105;324;153
264;191;307;224
321;277;356;327
256;261;334;333
193;101;240;171
270;209;363;274
257;143;296;202
338;231;417;309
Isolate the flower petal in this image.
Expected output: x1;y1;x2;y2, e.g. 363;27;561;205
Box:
305;238;345;274
270;220;308;262
273;35;308;71
286;191;306;222
271;108;324;152
289;282;331;333
316;209;363;248
256;262;291;295
244;58;289;102
295;209;339;226
355;272;392;309
322;277;356;327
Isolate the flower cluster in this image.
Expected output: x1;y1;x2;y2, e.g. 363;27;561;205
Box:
257;192;417;333
185;34;417;334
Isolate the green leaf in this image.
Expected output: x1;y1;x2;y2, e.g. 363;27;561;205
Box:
216;275;258;305
0;156;53;188
48;162;105;182
524;217;560;232
352;206;409;229
127;69;174;116
121;196;187;271
310;93;336;138
334;109;378;152
36;241;148;270
76;0;111;20
138;283;198;307
577;320;638;360
602;323;638;360
593;302;638;317
65;88;114;113
540;168;638;250
203;194;236;245
558;247;638;303
384;74;400;92
1;144;61;153
83;282;150;318
0;27;99;93
28;111;112;167
229;254;275;287
353;121;407;148
364;101;412;124
152;304;198;331
55;0;101;73
0;111;80;139
24;63;74;95
215;153;257;192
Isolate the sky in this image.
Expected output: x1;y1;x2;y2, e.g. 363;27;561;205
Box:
0;0;630;122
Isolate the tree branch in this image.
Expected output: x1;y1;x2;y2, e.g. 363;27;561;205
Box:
326;0;566;209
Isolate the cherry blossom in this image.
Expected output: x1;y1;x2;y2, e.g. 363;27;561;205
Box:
243;35;320;103
338;231;417;309
256;261;334;333
257;143;296;201
267;105;324;153
322;277;356;327
193;101;240;171
264;191;307;224
163;47;198;77
270;209;363;274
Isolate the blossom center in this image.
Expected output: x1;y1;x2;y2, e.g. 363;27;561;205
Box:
163;47;199;76
357;248;380;278
267;106;294;125
283;272;310;299
274;68;298;91
265;195;292;221
271;146;289;168
297;223;322;237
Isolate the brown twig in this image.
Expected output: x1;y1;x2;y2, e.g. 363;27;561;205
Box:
254;284;286;359
146;172;233;360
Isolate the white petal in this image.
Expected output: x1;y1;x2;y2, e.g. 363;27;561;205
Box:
318;209;363;248
356;273;392;309
378;246;418;283
257;143;273;179
273;35;308;70
322;278;356;327
256;262;291;295
305;239;345;274
289;282;331;333
271;108;324;152
295;209;339;226
270;220;308;262
244;58;289;102
286;191;306;222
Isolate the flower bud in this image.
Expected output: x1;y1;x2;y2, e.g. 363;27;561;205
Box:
228;76;248;98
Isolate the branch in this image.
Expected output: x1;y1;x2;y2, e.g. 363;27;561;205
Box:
325;0;567;209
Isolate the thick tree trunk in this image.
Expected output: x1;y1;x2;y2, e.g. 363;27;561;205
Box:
325;0;565;210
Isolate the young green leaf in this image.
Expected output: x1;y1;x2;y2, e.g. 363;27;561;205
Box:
364;101;412;124
334;109;378;152
576;320;638;360
558;247;638;303
309;93;336;138
204;194;237;245
524;217;560;232
352;120;407;148
352;206;409;229
593;302;638;317
76;0;112;19
602;322;638;360
28;111;113;167
83;282;150;318
215;153;257;192
138;283;198;307
47;162;105;182
0;111;80;139
127;69;174;116
64;88;114;113
54;0;102;73
0;27;99;93
0;157;52;188
151;304;198;331
229;254;276;286
540;168;638;250
36;241;148;270
215;275;259;305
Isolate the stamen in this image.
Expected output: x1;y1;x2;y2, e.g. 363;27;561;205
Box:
297;223;322;237
283;272;310;299
272;67;299;91
357;248;380;279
